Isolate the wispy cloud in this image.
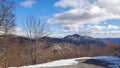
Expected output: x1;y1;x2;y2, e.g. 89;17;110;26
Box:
20;0;37;8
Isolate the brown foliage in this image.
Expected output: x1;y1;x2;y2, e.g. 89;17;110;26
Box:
0;35;118;67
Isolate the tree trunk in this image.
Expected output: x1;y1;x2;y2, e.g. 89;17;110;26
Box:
4;27;8;68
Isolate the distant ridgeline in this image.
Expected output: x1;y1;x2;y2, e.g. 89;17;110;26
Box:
42;34;108;47
100;38;120;44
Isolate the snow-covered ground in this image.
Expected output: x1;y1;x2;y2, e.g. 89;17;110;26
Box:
91;56;120;68
10;56;120;68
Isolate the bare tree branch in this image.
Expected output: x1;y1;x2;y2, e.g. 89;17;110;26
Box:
22;15;50;64
0;0;15;67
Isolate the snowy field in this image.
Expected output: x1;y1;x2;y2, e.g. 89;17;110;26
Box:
10;56;120;68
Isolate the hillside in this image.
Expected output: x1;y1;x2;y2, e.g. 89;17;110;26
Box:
0;34;118;67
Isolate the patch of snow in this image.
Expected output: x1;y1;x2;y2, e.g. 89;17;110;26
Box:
10;57;90;68
54;45;62;50
10;56;120;68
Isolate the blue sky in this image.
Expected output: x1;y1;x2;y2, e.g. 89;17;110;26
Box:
12;0;120;38
14;0;59;25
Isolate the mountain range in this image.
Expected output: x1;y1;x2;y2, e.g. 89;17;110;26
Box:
41;34;108;47
41;34;120;46
0;34;119;52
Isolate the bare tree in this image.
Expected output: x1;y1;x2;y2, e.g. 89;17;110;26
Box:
22;16;49;64
0;0;15;67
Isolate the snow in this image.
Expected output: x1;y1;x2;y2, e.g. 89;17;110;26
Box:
91;56;120;68
54;45;62;50
10;57;90;68
10;56;120;68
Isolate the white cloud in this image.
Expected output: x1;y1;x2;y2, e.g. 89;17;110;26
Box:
10;27;25;36
78;25;120;38
92;31;120;38
20;0;36;8
49;24;120;38
97;0;120;14
107;25;119;29
0;27;26;36
55;0;90;8
47;0;120;38
48;0;120;26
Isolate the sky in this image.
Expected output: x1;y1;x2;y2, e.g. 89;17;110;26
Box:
12;0;120;38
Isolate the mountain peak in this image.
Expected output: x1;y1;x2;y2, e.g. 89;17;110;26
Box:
72;34;81;37
63;34;83;41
